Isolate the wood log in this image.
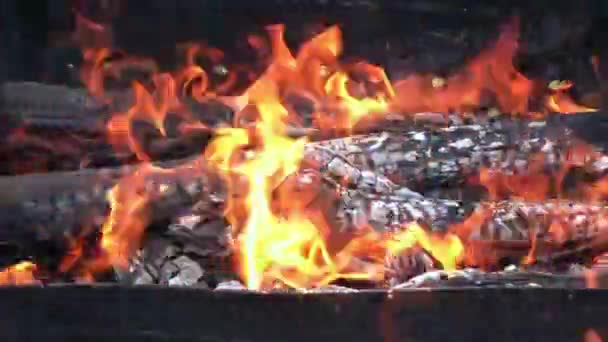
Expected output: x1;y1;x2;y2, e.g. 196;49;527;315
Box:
0;157;225;244
309;111;608;197
385;199;608;281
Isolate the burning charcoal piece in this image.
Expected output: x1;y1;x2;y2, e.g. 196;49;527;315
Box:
120;235;209;287
392;270;453;288
182;99;234;127
0;82;107;115
303;143;397;195
304;285;359;293
118;236;180;285
467;201;608;243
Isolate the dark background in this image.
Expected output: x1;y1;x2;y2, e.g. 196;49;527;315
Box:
1;0;607;85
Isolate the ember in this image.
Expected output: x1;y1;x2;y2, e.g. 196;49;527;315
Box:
2;2;608;307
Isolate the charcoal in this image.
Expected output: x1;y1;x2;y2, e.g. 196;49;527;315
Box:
167;219;233;258
0;82;109;116
120;234;212;287
119;237;180;285
391;270;452;288
466;200;608;242
379;199;608;282
163;255;205;287
303;144;398;195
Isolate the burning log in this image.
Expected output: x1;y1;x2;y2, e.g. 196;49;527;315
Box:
443;200;608;270
380;199;608;286
310;111;608;197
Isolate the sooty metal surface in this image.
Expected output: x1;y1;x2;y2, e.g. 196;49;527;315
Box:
0;285;607;342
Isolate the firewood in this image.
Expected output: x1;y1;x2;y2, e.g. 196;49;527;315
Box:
0;157;224;243
309;111;608;196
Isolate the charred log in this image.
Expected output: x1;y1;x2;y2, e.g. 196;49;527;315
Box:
311;111;608;198
0;157;224;245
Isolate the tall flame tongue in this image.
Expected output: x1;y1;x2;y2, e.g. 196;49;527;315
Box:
203;26;377;289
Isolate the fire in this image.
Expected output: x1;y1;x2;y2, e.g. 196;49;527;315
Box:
99;160;208;269
0;261;37;286
68;17;597;290
391;19;596;116
203;27;463;289
106;75;181;160
388;224;464;271
100;168;152;269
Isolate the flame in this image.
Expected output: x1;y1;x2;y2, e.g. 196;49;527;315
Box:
391;19;531;114
388;224;464;270
202;26;463;288
90;19;595;162
99;162;190;269
106;74;183;160
80;48;112;101
0;262;37;286
69;19;598;288
547;91;597;114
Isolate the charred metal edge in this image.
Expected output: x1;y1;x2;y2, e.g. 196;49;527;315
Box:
0;285;607;341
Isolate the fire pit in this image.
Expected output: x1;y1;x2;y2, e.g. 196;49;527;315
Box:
2;0;608;341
